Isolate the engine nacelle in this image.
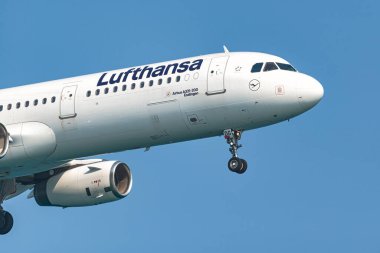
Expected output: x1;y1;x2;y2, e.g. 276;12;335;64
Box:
0;123;9;159
0;122;56;168
34;161;132;207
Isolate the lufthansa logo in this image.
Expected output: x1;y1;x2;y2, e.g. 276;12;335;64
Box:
249;79;260;91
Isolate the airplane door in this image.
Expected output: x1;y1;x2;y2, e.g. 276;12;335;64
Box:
60;85;78;119
206;56;229;95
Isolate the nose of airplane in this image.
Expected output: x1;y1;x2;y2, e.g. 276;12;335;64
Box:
297;75;324;111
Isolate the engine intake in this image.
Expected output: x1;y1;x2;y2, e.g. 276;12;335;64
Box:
0;124;9;159
34;161;133;207
111;163;132;198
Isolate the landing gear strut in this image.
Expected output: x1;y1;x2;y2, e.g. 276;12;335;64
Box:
0;206;13;235
224;129;248;174
0;179;15;235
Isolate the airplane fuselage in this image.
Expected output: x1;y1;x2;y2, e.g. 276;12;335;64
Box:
0;52;323;178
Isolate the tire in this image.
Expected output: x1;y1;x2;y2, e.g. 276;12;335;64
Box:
236;159;248;174
0;211;13;235
228;157;242;173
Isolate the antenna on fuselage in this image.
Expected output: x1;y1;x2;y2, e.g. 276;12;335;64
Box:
223;45;230;54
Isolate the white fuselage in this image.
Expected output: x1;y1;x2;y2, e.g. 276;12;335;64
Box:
0;52;323;178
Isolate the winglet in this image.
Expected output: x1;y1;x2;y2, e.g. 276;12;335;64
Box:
223;45;230;54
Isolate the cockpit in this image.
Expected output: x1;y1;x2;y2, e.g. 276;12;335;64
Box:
251;62;297;73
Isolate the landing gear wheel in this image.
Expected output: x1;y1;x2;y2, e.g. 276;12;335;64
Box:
224;129;249;174
0;211;13;235
236;159;248;174
228;157;242;173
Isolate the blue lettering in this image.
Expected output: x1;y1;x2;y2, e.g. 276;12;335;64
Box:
97;59;204;86
109;73;123;84
177;61;190;73
139;66;153;79
189;59;203;71
151;65;165;77
132;68;142;81
97;73;108;86
164;63;178;75
122;68;135;82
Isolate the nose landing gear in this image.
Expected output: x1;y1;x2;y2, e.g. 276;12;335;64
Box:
224;129;248;174
0;206;13;235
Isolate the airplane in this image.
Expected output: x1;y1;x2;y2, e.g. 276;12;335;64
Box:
0;47;323;234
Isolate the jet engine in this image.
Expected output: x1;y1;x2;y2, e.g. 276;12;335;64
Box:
34;160;132;207
0;123;9;159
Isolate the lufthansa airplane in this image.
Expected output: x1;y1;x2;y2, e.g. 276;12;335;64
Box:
0;48;323;234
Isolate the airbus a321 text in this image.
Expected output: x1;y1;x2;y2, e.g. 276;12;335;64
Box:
0;48;323;234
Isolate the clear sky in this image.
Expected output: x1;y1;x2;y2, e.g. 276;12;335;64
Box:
1;0;379;252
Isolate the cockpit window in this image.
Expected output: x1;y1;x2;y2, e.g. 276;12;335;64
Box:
263;62;278;72
276;63;297;72
251;63;263;73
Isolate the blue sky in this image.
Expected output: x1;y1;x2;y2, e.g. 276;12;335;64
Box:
1;0;379;252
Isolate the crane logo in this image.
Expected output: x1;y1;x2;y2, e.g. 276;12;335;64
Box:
249;79;260;91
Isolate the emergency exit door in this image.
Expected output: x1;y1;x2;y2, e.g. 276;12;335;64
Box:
206;56;229;95
60;85;77;119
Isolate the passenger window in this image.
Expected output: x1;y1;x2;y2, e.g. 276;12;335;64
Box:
95;89;100;96
104;88;109;94
167;77;172;84
122;84;127;91
86;91;91;97
42;98;47;104
51;97;56;103
263;62;278;72
25;101;30;107
16;102;21;109
149;80;154;87
158;79;162;85
251;63;263;73
276;63;297;72
0;105;2;112
131;83;136;90
34;99;38;106
113;86;118;93
7;104;11;110
140;82;144;88
176;76;180;82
